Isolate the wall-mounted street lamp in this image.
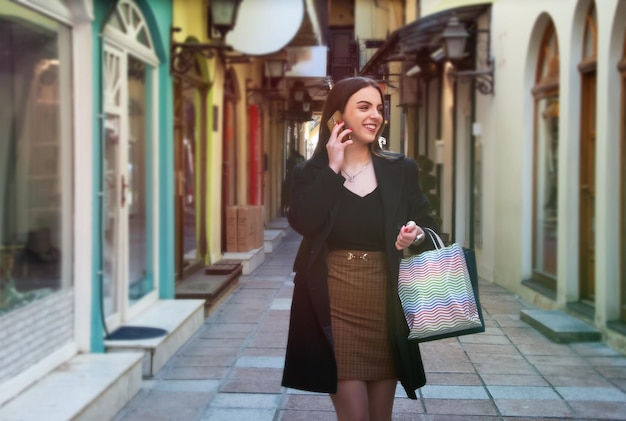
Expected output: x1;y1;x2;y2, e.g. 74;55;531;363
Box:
210;0;243;40
247;53;289;102
441;15;495;95
441;16;469;60
170;0;243;76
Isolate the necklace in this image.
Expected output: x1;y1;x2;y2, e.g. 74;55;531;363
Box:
342;160;371;183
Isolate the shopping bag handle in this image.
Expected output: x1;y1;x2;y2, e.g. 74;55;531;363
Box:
423;227;445;249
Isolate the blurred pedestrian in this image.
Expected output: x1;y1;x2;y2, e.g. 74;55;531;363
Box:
281;148;305;215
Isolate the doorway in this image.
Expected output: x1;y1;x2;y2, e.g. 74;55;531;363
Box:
102;46;155;327
579;71;596;303
173;74;207;280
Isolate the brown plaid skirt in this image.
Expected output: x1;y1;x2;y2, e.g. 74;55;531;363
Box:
327;250;396;381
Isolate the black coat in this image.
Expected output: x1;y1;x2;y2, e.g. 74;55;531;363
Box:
281;152;440;399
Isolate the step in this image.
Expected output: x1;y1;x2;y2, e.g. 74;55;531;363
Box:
105;299;205;377
520;309;602;343
176;264;241;316
0;352;143;421
264;229;283;253
222;246;265;275
268;217;290;236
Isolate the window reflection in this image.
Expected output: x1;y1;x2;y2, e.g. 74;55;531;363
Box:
534;98;559;279
127;55;152;303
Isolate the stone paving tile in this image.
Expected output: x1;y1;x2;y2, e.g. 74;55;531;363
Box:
198;323;257;339
425;372;483;386
421;340;468;355
423;360;476;373
458;334;512;345
459;342;521;355
220;368;283;394
474;361;538;376
210;392;281;408
257;317;290;333
170;355;237;367
525;354;588;366
556;386;626;402
487;385;560;400
613;378;626;392
494;398;574;418
495;316;533;328
465;352;525;364
151;379;220;393
506;334;557;346
544;374;615;387
569;400;626;420
234;355;283;368
214;306;266;323
161;365;229;380
242;347;285;357
183;345;241;357
429;416;499;421
587;356;626;366
200;407;276;421
114;390;211;421
480;374;549;387
596;366;626;378
499;326;545;338
281;394;335;411
248;330;288;348
572;342;625;357
420;385;489;400
533;363;600;377
278;409;337;421
516;342;578;355
389;397;425;413
422;398;498;416
270;297;292;310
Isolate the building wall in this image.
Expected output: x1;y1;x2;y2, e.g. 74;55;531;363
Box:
172;0;223;264
366;0;626;352
483;0;625;351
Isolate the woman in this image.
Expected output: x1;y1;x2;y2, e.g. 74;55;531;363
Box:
281;76;440;420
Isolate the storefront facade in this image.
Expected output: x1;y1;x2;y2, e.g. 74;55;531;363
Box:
1;0;205;415
360;0;626;353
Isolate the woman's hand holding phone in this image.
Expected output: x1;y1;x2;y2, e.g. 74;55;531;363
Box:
326;110;353;173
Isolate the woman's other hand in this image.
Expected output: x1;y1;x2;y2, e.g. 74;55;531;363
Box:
395;220;423;250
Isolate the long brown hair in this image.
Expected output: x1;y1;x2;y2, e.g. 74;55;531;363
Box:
313;76;390;159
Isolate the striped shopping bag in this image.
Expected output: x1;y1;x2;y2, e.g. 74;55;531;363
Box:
398;228;485;342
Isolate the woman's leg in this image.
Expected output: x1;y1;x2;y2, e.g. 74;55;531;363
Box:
366;379;397;421
330;380;369;421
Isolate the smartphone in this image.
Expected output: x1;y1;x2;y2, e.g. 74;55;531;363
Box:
326;110;343;132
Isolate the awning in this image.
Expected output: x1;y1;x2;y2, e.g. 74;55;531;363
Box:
360;3;491;76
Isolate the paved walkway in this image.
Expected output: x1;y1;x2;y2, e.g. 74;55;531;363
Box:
114;226;626;420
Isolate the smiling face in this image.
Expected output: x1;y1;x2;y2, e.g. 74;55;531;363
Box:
341;86;384;145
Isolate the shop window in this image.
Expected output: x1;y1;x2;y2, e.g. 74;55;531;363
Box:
530;21;559;293
0;0;73;316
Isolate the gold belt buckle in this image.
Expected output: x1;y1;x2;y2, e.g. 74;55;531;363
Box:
346;252;368;261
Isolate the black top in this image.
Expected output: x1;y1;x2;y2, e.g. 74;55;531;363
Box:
327;186;385;251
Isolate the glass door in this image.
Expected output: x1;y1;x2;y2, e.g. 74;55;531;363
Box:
103;45;154;328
